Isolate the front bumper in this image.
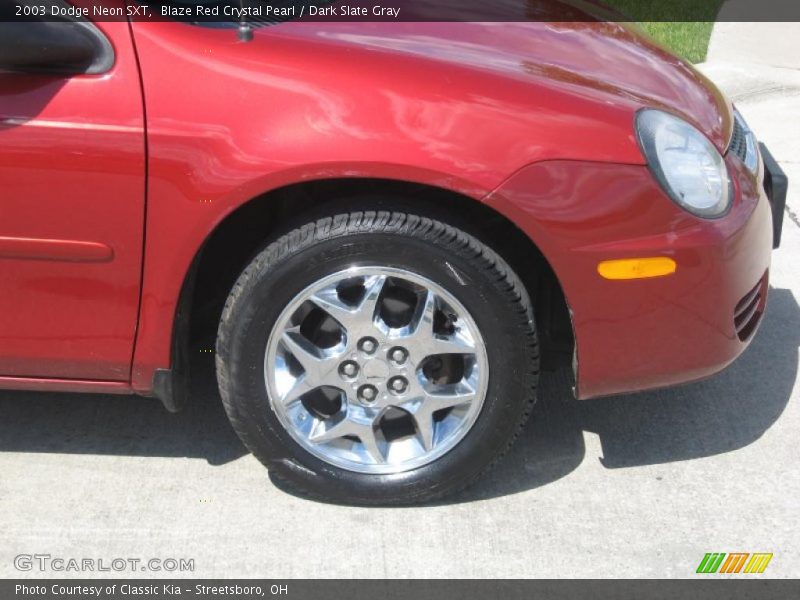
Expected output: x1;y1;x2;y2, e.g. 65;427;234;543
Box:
487;146;784;399
760;142;788;248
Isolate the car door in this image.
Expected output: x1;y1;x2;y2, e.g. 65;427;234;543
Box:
0;8;145;380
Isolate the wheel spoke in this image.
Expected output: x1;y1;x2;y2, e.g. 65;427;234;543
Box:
309;412;386;464
355;274;386;321
280;328;341;390
424;382;478;410
308;288;359;329
403;382;474;452
309;416;356;444
413;413;435;452
405;290;475;357
281;329;322;371
408;289;437;338
281;374;315;405
308;275;387;333
425;330;476;355
357;426;386;464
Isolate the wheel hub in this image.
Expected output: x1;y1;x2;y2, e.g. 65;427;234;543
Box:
341;341;412;407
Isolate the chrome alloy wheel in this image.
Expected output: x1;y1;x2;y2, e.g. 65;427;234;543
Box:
264;266;489;474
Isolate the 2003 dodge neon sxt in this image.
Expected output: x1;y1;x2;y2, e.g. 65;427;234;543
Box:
0;0;787;503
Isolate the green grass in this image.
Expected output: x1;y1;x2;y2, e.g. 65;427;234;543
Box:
638;22;715;63
602;0;723;63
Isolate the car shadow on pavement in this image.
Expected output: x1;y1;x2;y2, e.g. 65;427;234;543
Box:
451;286;799;503
0;288;796;505
0;348;247;466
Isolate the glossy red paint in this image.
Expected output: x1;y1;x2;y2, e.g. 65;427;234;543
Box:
0;13;773;400
124;19;735;393
0;12;144;381
486;153;772;398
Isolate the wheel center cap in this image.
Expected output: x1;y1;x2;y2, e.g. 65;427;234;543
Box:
362;359;389;381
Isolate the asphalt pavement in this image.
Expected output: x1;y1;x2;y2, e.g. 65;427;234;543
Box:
1;27;799;579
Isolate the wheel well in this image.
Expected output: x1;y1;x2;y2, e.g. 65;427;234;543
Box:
180;179;573;402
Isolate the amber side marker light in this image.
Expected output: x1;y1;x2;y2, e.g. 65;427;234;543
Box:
597;257;677;280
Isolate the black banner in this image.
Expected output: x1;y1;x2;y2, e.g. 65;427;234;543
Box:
3;580;800;600
3;0;800;23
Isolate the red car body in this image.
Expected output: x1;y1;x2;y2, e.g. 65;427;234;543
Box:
0;2;776;402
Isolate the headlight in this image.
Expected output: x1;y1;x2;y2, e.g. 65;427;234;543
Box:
635;109;732;219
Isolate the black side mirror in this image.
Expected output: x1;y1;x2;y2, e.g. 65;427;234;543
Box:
0;16;114;75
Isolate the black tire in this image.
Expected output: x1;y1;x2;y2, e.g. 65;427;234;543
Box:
216;210;539;504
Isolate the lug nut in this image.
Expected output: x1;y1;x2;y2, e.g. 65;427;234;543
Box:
359;337;377;354
389;347;407;365
388;377;408;394
357;385;378;404
339;361;359;378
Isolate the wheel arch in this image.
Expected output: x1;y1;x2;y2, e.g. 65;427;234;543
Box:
155;177;574;411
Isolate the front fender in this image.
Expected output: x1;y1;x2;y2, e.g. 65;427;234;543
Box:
486;159;772;398
127;20;643;391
